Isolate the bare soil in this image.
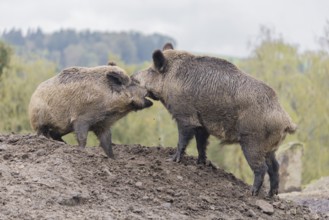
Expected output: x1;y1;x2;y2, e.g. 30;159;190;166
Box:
0;134;327;220
280;177;329;217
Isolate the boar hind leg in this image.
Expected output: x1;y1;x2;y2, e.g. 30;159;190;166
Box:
266;152;279;197
240;138;267;196
73;121;89;149
171;124;195;162
94;128;114;159
195;127;209;164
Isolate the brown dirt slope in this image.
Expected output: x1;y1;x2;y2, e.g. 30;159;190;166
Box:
0;134;326;220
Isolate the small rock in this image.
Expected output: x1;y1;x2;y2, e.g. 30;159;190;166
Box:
11;172;19;177
127;205;134;211
36;150;46;156
135;161;146;166
290;208;297;215
135;181;143;187
59;195;85;206
177;175;183;180
310;213;319;220
156;187;164;192
256;199;274;215
131;207;143;214
161;202;171;208
187;204;198;211
201;195;215;204
279;203;286;210
142;196;149;200
18;165;25;169
247;209;256;217
272;201;281;208
3;154;11;160
21;154;29;159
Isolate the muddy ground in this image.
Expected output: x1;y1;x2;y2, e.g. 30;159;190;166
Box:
0;134;327;220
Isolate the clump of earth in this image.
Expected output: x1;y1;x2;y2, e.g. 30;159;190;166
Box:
0;134;327;219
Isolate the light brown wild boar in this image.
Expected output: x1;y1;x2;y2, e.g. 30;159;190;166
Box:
29;64;152;158
132;43;297;197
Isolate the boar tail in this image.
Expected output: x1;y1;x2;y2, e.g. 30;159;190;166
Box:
285;122;297;134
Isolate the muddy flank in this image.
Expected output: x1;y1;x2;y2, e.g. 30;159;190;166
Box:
0;134;326;219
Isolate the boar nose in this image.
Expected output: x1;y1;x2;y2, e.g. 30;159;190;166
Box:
144;98;153;108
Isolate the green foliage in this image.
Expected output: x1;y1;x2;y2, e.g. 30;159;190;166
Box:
0;40;12;77
0;54;56;132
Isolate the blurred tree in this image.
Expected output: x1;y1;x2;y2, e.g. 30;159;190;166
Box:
0;55;56;132
0;29;175;68
0;41;12;77
319;20;329;51
1;29;24;46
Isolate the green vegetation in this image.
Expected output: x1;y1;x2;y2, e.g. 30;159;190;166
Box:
0;41;12;77
0;27;328;186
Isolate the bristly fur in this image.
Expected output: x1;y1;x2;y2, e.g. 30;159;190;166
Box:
132;43;297;197
29;65;152;158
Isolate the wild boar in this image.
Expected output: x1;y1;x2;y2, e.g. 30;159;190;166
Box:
132;43;297;196
29;64;152;158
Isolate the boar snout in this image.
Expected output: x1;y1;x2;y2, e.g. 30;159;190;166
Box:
131;97;153;110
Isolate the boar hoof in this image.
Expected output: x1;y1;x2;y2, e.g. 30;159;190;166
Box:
78;145;86;150
268;188;278;197
169;152;183;163
197;157;206;165
106;152;115;159
251;187;260;196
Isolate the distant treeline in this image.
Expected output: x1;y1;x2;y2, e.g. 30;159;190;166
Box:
0;28;175;68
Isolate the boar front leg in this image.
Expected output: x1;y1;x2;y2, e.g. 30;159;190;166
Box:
195;127;209;164
171;123;195;162
94;128;114;159
240;137;267;196
73;121;89;149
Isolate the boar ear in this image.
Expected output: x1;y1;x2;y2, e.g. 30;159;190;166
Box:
153;50;167;73
107;61;116;66
106;71;130;88
163;43;174;51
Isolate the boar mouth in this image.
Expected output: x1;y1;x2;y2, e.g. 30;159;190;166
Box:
147;91;160;101
131;97;153;111
144;97;153;108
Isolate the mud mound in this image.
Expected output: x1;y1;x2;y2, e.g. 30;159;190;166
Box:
0;134;326;219
280;177;329;216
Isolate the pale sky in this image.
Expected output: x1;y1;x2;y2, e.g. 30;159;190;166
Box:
1;0;328;57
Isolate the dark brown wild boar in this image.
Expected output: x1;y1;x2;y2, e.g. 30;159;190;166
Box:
29;64;152;158
132;43;297;197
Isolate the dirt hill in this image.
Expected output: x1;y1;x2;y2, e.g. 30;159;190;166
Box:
0;134;326;219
